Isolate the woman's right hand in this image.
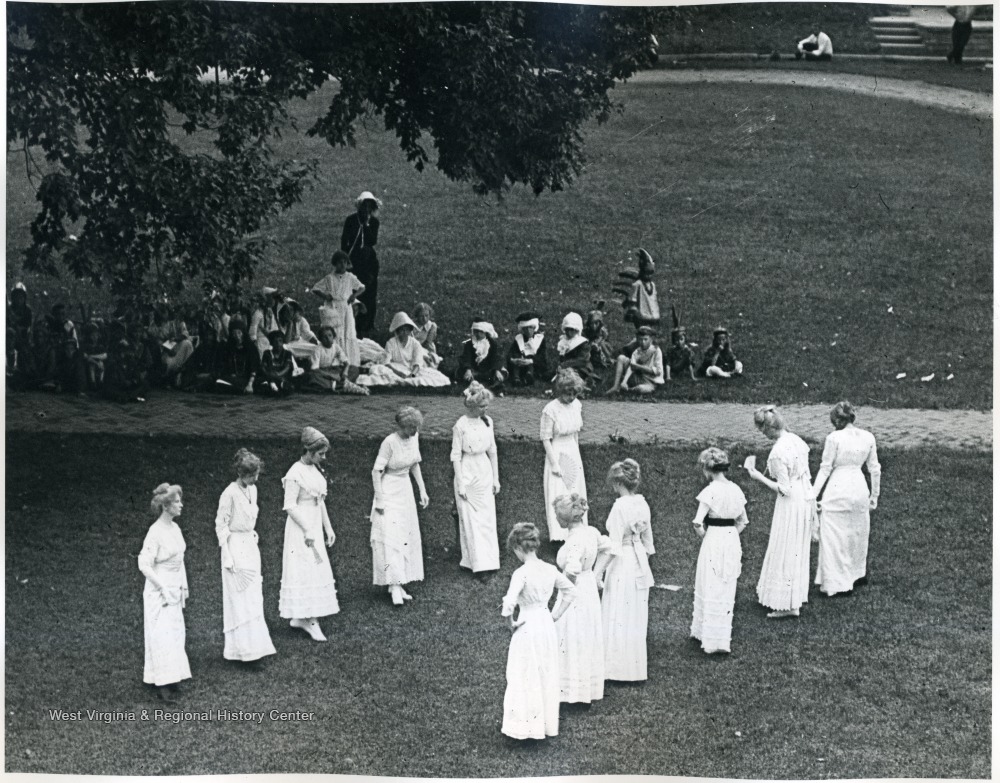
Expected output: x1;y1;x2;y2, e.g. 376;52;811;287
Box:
548;461;562;477
374;505;385;515
160;587;180;606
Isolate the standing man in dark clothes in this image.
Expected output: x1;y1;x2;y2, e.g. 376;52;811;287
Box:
341;191;381;336
946;6;976;64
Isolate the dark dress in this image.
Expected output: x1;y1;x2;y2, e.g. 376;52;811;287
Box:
256;347;295;396
214;336;261;393
506;335;551;386
558;341;593;381
341;212;380;334
698;345;740;377
457;337;507;389
666;342;696;377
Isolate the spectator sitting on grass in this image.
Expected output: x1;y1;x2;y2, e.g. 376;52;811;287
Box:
412;302;442;368
506;310;550;387
156;308;195;388
249;287;284;357
180;323;223;392
357;311;451;388
457;319;508;392
256;329;298;397
81;321;108;391
205;291;231;344
584;304;615;370
665;323;698;381
305;325;369;395
698;327;744;379
555;312;593;382
103;321;150;403
607;326;665;395
214;317;259;394
796;27;833;60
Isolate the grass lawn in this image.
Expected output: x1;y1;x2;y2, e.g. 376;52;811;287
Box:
5;433;990;777
6;74;992;409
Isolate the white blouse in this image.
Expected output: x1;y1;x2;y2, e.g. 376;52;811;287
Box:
502;559;574;616
540;399;583;441
215;482;259;545
375;433;422;475
696;480;748;522
282;461;328;511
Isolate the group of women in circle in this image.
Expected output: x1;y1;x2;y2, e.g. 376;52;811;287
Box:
138;368;881;744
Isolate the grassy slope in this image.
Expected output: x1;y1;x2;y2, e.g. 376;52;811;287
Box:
6;76;992;409
5;434;991;777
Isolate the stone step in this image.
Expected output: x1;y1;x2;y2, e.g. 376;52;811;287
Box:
872;25;920;35
875;33;924;43
879;42;934;55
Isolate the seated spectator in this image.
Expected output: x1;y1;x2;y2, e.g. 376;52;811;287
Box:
6;327;26;391
506;311;550;387
81;321;108;391
456;319;507;391
280;298;320;364
214;317;259;394
205;291;231;344
555;312;593;382
103;322;150;403
607;326;664;395
665;323;698;381
356;312;451;388
157;310;195;387
180;324;223;392
796;27;833;60
698;327;744;379
256;330;298;396
305;325;371;395
413;302;442;368
41;305;85;393
584;304;615;370
249;287;284;357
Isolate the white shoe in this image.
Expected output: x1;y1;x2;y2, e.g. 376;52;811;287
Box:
305;621;327;642
390;586;405;606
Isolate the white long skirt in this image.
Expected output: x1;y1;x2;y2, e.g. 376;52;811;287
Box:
542;434;588;542
555;571;604;703
221;531;277;661
602;550;650;681
455;452;500;572
815;467;871;595
278;505;340;619
756;480;813;611
691;527;742;653
370;472;424;586
319;301;360;367
503;607;560;740
143;578;192;686
356;363;451;387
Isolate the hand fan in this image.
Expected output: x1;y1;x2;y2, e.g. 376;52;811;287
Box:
558;453;579;490
463;475;491;513
308;541;323;565
232;567;257;592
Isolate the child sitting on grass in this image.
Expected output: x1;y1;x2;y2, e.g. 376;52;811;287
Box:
584;304;615;370
665;324;698;381
607;326;664;394
506;311;550;387
698;327;743;379
256;330;298;396
306;325;370;394
413;302;442;368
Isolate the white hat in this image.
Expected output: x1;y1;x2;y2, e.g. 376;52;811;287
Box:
470;321;498;339
389;311;416;332
561;312;584;332
356;191;383;209
261;286;278;296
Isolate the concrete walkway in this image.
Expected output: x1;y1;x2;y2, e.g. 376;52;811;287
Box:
5;392;991;451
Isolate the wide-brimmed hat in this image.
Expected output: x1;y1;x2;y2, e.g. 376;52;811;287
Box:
515;311;540;330
713;326;729;336
389;311;417;332
561;312;584;333
356;191;383;209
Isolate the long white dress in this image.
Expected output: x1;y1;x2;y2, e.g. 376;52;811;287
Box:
501;559;575;740
313;271;363;367
451;415;500;572
278;462;340;619
356;336;451;387
215;483;277;662
814;426;881;596
756;432;815;612
540;399;588;541
555;526;609;703
370;433;425;586
139;520;192;686
691;480;747;653
602;494;655;681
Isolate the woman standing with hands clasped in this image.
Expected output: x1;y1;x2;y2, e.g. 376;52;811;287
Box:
216;449;276;665
371;406;429;606
813;401;881;596
745;406;815;619
452;382;501;576
540;369;589;544
279;427;340;642
138;483;191;701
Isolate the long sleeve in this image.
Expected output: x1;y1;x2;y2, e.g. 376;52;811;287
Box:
501;570;525;617
813;434;837;495
534;337;551;378
341;215;356;253
867;438;882;500
554;571;575;600
449;422;464;463
282;476;300;513
640;519;655;555
487;428;499;484
768;449;792;497
215;489;234;546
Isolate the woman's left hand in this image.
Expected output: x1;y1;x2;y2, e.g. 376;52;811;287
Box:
419;492;430;509
869;497;878;510
493;482;501;495
325;529;336;547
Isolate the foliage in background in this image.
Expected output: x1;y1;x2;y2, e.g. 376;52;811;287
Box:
7;2;657;309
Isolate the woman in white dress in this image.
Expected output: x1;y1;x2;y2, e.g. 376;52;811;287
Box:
745;405;816;618
690;448;749;654
312;250;365;370
279;427;340;642
451;382;501;575
813;401;881;596
596;458;655;681
249;287;283;357
138;483;191;701
357;312;451;388
501;523;575;740
540;368;588;543
216;449;277;665
371;406;430;605
552;494;608;704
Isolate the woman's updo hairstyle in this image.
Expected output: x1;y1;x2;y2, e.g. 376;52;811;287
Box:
395;405;424;430
507;522;541;554
553;368;586;398
753;405;785;438
830;401;856;430
698;447;731;473
463;380;494;408
150;483;183;515
607;458;641;491
552;493;589;527
233;448;263;478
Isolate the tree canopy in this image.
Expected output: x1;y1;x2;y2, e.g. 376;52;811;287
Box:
8;2;658;307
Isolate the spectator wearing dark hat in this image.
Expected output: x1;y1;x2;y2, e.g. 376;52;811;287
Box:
214;317;260;394
698;327;743;379
506;311;550;387
607;326;664;395
457;319;508;391
341;191;382;335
